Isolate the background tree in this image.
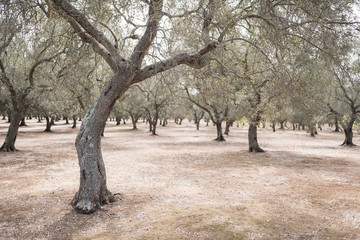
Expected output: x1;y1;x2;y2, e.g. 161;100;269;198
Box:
327;63;360;145
0;3;65;151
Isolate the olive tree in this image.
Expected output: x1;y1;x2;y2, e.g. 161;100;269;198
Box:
0;2;65;151
46;0;359;213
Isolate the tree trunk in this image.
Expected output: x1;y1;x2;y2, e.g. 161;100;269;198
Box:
71;71;130;214
272;122;276;132
20;117;27;126
149;121;153;132
334;119;340;132
131;115;137;130
44;116;52;132
342;119;355;146
152;121;157;135
116;117;121;125
179;118;183;125
152;112;158;135
196;120;200;130
65;117;70;124
224;120;233;135
248;123;264;152
280;121;284;129
0;112;22;151
215;122;225;141
72;116;77;129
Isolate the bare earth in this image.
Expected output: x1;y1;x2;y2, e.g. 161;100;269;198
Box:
0;119;359;240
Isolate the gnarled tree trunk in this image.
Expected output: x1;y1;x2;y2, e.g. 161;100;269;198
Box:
248;123;264;152
0;111;22;152
71;72;129;213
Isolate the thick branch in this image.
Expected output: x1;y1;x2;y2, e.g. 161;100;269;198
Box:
66;18;118;71
132;41;217;84
28;50;65;88
185;87;215;123
0;59;16;96
50;0;125;64
130;0;163;65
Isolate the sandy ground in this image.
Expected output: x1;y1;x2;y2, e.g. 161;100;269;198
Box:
0;118;359;240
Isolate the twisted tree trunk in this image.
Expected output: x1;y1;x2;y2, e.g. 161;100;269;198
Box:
71;72;129;213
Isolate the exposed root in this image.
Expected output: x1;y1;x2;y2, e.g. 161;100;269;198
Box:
71;190;116;214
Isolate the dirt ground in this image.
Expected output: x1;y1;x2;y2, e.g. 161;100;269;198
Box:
0;118;359;240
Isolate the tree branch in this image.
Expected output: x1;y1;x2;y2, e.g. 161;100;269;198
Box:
132;41;218;84
50;0;125;64
130;0;163;65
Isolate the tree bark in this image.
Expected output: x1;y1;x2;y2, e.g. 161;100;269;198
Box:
248;123;264;152
131;115;137;129
149;121;153;132
215;122;225;141
0;112;22;151
272;122;276;132
71;71;129;214
196;120;200;130
224;120;234;135
334;118;340;132
72;116;77;129
20;117;27;126
50;117;55;126
342;118;355;146
116;117;121;125
44;116;52;132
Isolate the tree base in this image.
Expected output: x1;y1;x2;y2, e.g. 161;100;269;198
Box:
341;142;356;146
0;144;17;152
249;147;264;153
215;137;226;141
71;190;116;214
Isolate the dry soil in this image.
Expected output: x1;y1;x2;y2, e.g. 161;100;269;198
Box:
0;119;359;240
